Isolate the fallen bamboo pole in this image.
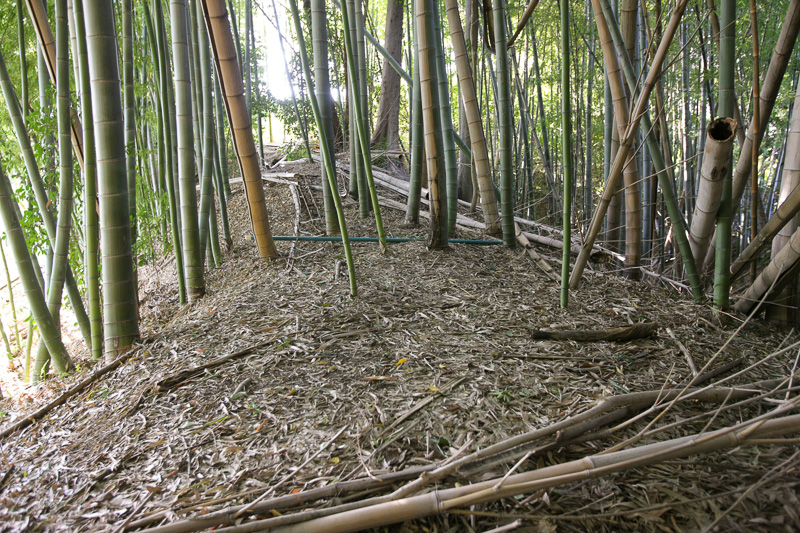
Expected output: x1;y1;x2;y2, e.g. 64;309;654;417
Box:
135;380;789;533
213;413;800;532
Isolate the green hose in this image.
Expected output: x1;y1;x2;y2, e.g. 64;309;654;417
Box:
270;236;504;245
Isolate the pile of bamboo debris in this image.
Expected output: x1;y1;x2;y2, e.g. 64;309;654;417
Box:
125;373;799;533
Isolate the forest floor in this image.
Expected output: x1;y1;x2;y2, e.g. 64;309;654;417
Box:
0;145;799;532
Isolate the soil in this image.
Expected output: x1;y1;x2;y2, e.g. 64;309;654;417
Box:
0;146;798;532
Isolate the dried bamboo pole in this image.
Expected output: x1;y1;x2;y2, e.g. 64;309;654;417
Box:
135;380;788;533
233;414;800;532
689;118;737;267
570;0;688;289
732;86;800;281
443;0;500;235
200;0;278;259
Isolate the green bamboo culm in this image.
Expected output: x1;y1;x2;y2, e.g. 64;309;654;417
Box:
16;1;28;119
195;0;221;269
597;0;702;301
355;0;372;214
146;0;186;304
714;0;735;311
559;0;572;308
0;163;71;374
213;75;233;248
0;50;92;351
73;0;103;358
492;0;516;247
81;0;140;359
311;0;340;235
343;0;368;213
288;0;359;296
123;0;136;246
338;0;389;253
432;4;458;237
171;0;205;301
33;0;74;378
416;0;449;247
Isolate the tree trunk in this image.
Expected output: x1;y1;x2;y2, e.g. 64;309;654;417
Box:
370;0;403;151
311;0;339;235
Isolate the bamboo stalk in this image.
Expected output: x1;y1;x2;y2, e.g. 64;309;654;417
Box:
287;0;358;296
201;0;278;260
443;0;500;235
689;118;737;267
569;0;688;289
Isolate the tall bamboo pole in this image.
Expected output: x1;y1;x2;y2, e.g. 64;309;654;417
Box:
123;0;136;244
749;0;760;283
17;1;28;119
338;0;389;251
173;0;205;301
33;0;73;377
202;0;278;260
311;0;339;235
713;0;735;311
81;0;140;359
570;0;688;289
415;0;448;248
492;0;516;246
443;0;500;235
196;0;222;268
287;0;358;296
0;163;71;374
560;0;572;307
432;5;458;237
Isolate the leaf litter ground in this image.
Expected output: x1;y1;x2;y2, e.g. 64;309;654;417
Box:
0;147;798;532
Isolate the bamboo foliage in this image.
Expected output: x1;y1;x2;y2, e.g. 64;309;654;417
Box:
201;0;278;260
0;164;71;373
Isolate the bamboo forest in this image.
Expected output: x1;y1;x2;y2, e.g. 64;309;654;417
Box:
1;0;800;530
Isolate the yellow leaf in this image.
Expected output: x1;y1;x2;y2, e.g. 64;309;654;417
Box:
330;457;340;464
288;388;297;396
396;358;408;366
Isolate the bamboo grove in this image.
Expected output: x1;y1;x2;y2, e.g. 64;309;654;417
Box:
0;0;798;381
